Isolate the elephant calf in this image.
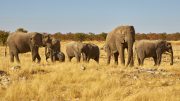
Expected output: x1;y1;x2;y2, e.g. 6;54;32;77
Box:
66;41;84;62
101;44;119;65
46;51;65;62
82;43;100;63
135;40;173;66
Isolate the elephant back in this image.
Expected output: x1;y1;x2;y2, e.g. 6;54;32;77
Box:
7;32;29;45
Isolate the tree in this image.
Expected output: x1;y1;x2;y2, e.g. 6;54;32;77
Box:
16;28;28;33
75;33;86;42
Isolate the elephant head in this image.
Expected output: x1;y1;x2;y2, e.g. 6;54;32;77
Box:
29;32;43;47
42;34;52;47
120;26;135;67
158;40;173;65
165;42;173;65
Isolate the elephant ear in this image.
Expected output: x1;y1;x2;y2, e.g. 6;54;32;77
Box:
156;40;166;50
166;42;172;48
30;32;43;47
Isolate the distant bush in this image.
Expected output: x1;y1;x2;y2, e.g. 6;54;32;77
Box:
0;30;9;45
135;32;180;41
16;28;28;33
52;32;180;41
52;32;108;41
0;28;180;46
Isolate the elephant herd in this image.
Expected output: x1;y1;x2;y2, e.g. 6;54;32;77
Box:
5;25;174;66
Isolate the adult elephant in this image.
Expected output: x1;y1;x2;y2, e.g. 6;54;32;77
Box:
82;43;100;63
105;25;135;67
135;40;173;66
66;41;84;62
45;38;61;62
6;31;50;63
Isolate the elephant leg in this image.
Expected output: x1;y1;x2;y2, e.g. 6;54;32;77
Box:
137;51;145;66
14;52;20;63
141;58;145;66
32;54;36;62
114;52;119;65
36;53;41;63
68;56;72;62
77;56;80;62
153;56;157;66
157;55;162;66
45;52;50;61
87;57;90;62
139;56;144;66
75;54;80;62
31;46;39;62
107;53;111;65
95;56;99;63
117;44;125;65
82;53;87;62
10;52;14;62
137;57;141;66
129;56;134;67
31;51;37;62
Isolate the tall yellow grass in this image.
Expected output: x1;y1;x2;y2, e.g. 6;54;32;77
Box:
0;41;180;101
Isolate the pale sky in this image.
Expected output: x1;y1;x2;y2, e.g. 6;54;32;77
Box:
0;0;180;33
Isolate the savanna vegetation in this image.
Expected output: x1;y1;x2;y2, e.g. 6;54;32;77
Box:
0;28;180;100
0;41;180;101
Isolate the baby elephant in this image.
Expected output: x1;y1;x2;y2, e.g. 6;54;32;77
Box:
66;41;84;62
82;43;100;63
46;51;65;62
135;40;173;66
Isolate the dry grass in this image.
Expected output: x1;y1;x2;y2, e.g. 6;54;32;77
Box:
0;41;180;101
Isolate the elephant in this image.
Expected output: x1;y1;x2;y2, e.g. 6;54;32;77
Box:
66;41;84;62
46;51;65;62
101;44;119;65
135;40;173;66
105;25;135;67
81;43;100;63
6;31;50;63
45;38;61;62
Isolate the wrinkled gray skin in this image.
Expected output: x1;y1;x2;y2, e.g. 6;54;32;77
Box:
7;32;50;63
105;26;135;67
135;40;173;66
46;51;65;62
82;43;100;63
45;38;61;62
101;44;119;65
66;41;84;62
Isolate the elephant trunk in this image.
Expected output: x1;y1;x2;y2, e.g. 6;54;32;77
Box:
170;49;173;65
126;42;134;67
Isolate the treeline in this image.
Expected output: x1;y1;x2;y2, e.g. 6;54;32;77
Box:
52;32;180;41
136;32;180;41
0;29;180;45
52;32;107;41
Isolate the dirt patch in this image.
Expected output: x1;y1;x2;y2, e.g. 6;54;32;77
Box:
17;69;50;81
30;69;49;75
